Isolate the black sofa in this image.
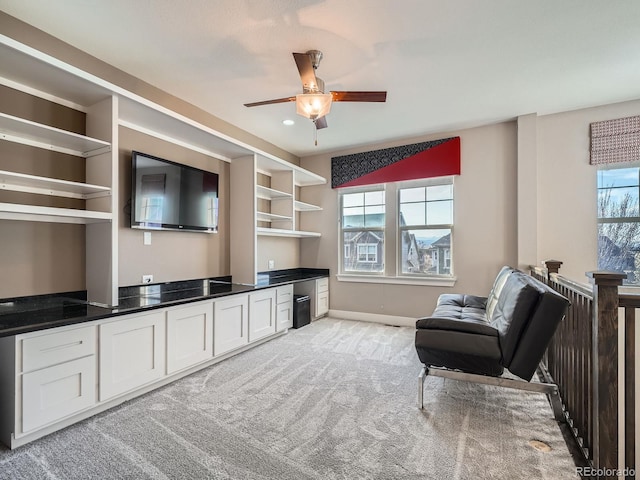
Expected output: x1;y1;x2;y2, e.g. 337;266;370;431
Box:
415;266;570;419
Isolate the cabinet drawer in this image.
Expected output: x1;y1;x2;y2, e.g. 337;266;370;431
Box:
276;284;293;305
317;277;329;293
21;326;95;373
21;355;96;433
317;291;329;317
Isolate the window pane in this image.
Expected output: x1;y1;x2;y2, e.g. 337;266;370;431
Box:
598;168;639;189
598;187;639;218
426;184;453;201
399;202;425;226
364;204;385;227
343;231;384;273
365;190;385;205
400;228;451;275
400;187;425;203
343;206;364;227
343;192;364;207
426;200;453;225
598;222;640;285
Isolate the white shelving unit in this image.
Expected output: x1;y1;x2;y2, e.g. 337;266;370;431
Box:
256;227;321;238
0;203;112;224
0;170;110;199
0;32;327;301
256;212;293;223
256;185;292;200
0;112;110;157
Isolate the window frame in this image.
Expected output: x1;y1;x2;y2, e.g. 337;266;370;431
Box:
396;178;454;278
596;164;640;285
338;185;386;276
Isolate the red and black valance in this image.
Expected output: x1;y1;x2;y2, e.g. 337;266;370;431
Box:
331;136;460;188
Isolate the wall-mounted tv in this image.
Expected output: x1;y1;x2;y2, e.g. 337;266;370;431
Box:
130;151;218;233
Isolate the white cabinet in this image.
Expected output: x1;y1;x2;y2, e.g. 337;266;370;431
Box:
17;325;96;434
22;356;95;433
316;277;330;317
213;294;249;356
275;284;294;331
294;277;330;320
248;289;277;341
166;302;213;374
99;311;166;401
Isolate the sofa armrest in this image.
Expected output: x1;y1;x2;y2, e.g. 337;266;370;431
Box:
416;316;499;336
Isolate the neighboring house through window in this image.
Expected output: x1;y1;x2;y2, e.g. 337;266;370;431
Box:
339;178;454;278
341;189;385;273
399;180;453;276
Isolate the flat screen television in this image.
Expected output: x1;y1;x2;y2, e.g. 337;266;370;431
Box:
130;151;219;233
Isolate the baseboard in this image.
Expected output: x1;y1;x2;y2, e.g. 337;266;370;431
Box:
328;309;415;327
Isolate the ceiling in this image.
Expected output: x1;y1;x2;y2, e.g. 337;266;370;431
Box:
2;0;640;158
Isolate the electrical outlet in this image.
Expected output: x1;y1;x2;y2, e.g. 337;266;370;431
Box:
268;260;275;270
143;231;152;245
142;274;153;284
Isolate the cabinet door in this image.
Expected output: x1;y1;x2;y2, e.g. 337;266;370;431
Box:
99;312;165;401
22;355;95;433
166;302;213;374
214;294;249;356
315;278;329;317
248;289;276;342
276;301;293;331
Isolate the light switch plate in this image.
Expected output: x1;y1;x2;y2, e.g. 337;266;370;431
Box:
143;232;152;245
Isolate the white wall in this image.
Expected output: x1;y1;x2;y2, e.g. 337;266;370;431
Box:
299;121;518;318
537;99;640;283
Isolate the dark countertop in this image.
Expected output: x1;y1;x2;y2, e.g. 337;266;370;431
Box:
0;268;329;338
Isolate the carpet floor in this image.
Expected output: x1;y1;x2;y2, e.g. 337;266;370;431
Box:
0;317;578;479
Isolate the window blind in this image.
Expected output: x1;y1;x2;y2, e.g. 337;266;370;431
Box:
590;115;640;165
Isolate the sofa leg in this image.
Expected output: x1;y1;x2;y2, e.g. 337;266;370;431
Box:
418;366;427;409
547;386;565;423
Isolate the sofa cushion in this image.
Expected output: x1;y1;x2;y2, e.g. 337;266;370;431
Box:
416;315;497;337
431;294;487;323
415;329;503;376
485;266;514;320
489;272;541;365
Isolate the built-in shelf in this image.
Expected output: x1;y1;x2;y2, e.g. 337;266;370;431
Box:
256;185;293;200
0;112;111;157
294;200;322;212
0;202;112;224
0;170;110;199
256;211;293;223
256;227;321;238
255;155;326;187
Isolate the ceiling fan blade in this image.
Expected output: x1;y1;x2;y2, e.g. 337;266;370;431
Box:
293;52;320;92
314;116;328;130
331;91;387;102
244;96;296;107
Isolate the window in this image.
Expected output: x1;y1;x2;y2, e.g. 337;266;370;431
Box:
597;166;640;285
357;244;378;263
340;189;385;273
399;182;453;276
338;178;454;281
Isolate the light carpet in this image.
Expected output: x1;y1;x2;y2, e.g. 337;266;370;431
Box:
0;317;578;479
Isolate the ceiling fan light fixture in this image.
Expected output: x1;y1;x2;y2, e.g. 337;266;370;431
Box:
295;92;332;120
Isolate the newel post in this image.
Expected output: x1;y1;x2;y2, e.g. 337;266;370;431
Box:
586;271;626;476
544;260;563;274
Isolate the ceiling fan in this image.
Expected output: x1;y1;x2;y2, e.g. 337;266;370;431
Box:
244;50;387;135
